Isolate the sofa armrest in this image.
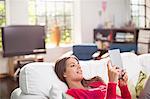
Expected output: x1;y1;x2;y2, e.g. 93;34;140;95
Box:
11;88;48;99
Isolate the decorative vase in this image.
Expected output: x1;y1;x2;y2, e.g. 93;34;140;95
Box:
51;25;61;46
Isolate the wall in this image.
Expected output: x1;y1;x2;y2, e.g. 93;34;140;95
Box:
0;0;29;74
5;0;131;44
0;0;131;74
105;0;131;27
44;46;72;62
79;0;131;43
73;0;82;44
80;0;101;43
6;0;28;25
0;52;8;74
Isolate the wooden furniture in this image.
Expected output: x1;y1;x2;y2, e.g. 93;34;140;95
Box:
8;56;44;78
94;28;138;53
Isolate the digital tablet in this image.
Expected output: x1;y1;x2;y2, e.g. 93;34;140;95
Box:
108;49;123;69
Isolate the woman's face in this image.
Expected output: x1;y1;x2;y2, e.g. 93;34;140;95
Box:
63;57;83;82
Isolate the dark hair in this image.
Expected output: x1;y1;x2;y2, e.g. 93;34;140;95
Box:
54;56;104;88
81;76;104;88
54;56;79;83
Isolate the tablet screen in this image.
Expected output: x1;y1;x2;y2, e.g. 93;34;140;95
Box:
108;49;123;69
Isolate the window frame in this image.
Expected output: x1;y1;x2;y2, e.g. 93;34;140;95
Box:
28;0;74;45
131;0;150;28
0;0;6;49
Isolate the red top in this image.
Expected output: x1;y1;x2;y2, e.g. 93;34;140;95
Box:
66;81;131;99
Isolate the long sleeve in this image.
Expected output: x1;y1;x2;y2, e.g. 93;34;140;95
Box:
105;82;117;99
66;88;104;99
66;81;124;99
119;85;131;99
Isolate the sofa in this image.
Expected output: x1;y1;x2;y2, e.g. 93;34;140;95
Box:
11;52;150;99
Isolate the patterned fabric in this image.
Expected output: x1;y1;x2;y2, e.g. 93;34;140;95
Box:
135;71;147;98
138;76;150;99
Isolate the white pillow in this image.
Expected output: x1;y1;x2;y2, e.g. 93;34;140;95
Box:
49;84;73;99
19;62;68;98
121;52;141;86
49;68;68;99
138;54;150;75
79;57;109;83
49;85;63;99
49;78;68;99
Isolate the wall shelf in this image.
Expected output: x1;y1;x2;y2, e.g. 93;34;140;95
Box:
94;28;138;53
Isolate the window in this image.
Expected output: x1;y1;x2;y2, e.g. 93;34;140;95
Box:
131;0;150;28
0;0;6;48
28;0;74;45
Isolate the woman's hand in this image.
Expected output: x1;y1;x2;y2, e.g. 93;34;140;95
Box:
107;60;120;83
118;72;128;86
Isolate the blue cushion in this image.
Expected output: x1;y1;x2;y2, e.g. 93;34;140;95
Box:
73;45;98;60
110;43;137;53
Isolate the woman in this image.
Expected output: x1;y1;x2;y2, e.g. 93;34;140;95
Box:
54;55;131;99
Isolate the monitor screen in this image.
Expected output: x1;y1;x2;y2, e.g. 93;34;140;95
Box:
2;25;46;57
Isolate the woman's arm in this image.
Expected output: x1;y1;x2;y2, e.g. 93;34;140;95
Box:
106;82;117;98
118;73;131;99
119;85;131;99
106;61;120;98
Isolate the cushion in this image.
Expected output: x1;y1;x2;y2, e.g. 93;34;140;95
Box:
73;44;98;60
49;85;63;99
135;71;147;98
139;76;150;99
110;43;137;53
11;88;48;99
80;52;142;85
79;58;109;82
19;62;68;98
49;85;73;99
138;54;150;75
121;52;141;86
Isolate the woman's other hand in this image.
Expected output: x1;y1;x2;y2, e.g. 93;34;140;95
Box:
118;72;128;86
107;60;120;83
